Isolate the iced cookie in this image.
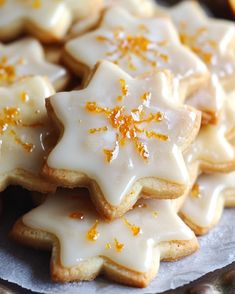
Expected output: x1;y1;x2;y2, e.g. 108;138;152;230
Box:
0;76;56;193
0;38;69;91
186;75;224;126
10;189;199;287
104;0;155;17
70;0;156;37
185;122;235;176
180;172;235;235
65;0;103;21
43;61;201;220
184;87;235;175
0;1;104;43
156;1;235;92
0;0;73;43
64;6;208;99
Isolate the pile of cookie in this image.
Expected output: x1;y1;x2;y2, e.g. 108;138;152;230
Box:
0;0;235;288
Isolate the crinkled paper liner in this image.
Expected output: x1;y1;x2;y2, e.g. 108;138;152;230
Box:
0;207;234;294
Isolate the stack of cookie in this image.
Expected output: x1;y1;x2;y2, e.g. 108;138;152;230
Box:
0;0;234;289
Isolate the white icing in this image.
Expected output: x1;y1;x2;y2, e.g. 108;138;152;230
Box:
23;189;195;272
66;6;208;80
225;90;235;137
47;61;199;206
159;1;235;81
70;0;155;36
186;74;224;119
181;172;235;227
184;123;235;166
65;0;103;20
0;76;55;175
0;0;72;39
0;38;67;89
104;0;155;17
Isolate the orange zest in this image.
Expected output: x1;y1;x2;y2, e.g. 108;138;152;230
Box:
179;25;216;64
122;217;141;236
96;28;169;70
89;126;108;134
86;79;168;163
0;56;16;84
117;79;129;101
86;220;100;241
0;106;41;152
191;183;201;198
114;238;124;252
20;91;29;103
9;129;35;152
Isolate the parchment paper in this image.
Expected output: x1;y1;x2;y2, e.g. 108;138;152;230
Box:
0;197;234;294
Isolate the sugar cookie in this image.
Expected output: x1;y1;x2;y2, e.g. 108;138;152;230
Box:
185;123;235;175
180;172;235;235
0;0;72;43
70;0;156;37
64;6;208;99
43;61;201;220
156;1;235;92
186;75;224;126
0;0;103;43
0;38;69;91
0;76;56;193
184;90;235;174
10;189;199;287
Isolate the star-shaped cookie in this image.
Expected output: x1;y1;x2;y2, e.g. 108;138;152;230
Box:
156;1;235;92
0;76;56;193
186;75;224;126
180;171;235;235
0;38;69;91
43;60;201;220
184;86;235;176
184;122;235;176
11;189;198;287
0;0;103;43
64;6;208;99
70;0;156;37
